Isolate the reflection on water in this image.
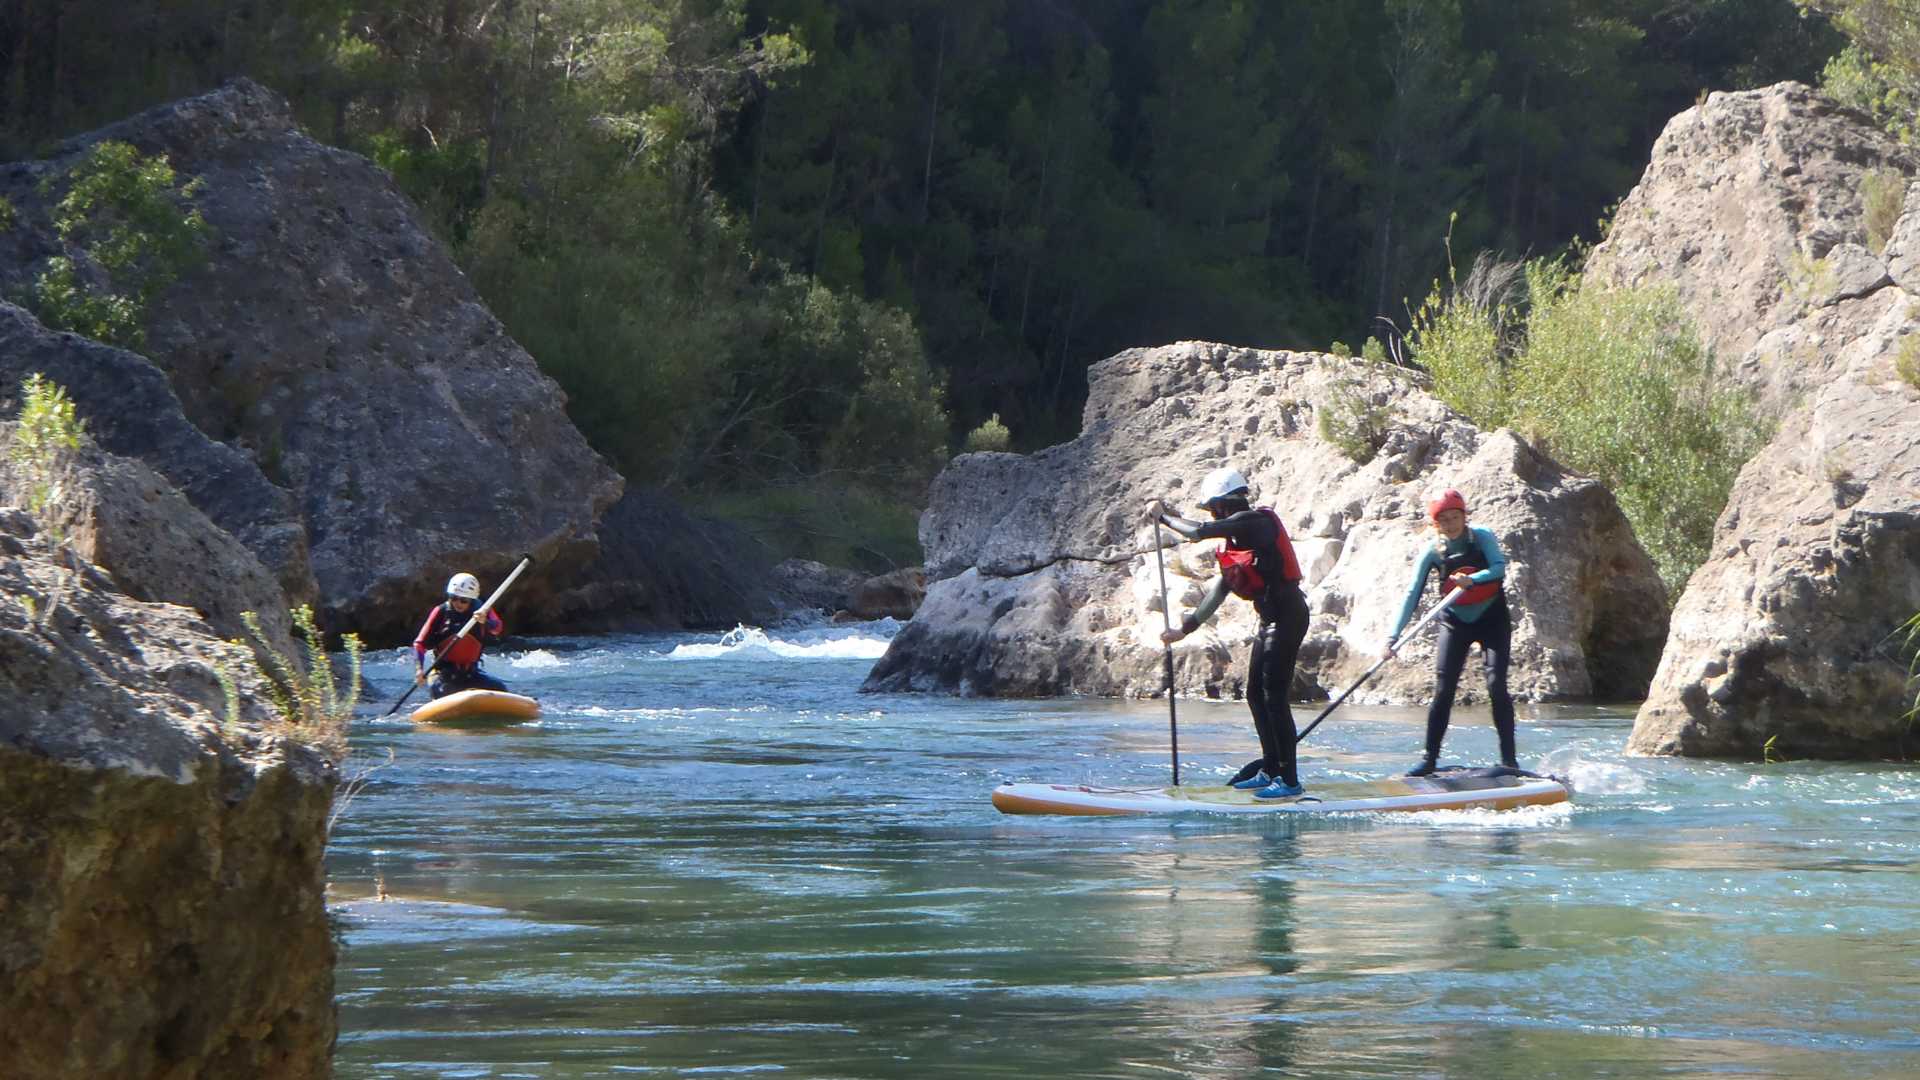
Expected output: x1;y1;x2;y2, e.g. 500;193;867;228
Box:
329;624;1920;1079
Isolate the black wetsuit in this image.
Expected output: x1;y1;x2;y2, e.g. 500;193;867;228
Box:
1396;529;1517;768
1427;594;1517;768
1167;507;1310;787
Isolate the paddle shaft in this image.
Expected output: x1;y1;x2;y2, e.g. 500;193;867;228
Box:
1152;522;1179;786
382;554;535;717
1294;587;1465;744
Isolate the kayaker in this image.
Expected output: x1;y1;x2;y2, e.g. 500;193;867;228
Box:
413;572;509;698
1386;488;1517;775
1147;466;1311;799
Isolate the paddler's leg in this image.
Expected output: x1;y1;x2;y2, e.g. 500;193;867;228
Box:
1252;585;1309;799
1411;617;1474;775
1478;597;1518;768
465;667;509;693
1243;629;1283;787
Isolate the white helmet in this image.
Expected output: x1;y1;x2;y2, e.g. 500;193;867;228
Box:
1197;466;1251;505
446;572;481;600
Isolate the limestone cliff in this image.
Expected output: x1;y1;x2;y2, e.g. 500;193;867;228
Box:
1590;83;1920;759
865;343;1669;705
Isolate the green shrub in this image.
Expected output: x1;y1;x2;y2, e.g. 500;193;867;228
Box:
0;194;14;232
1863;168;1907;255
1407;251;1525;429
1507;267;1769;595
1903;610;1920;730
1316;371;1392;464
9;372;87;527
964;413;1012;453
1410;252;1767;597
1819;44;1917;145
1897;335;1920;389
1328;340;1353;358
30;140;209;349
239;604;363;761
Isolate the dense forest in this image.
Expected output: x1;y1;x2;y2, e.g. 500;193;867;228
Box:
0;1;1900;529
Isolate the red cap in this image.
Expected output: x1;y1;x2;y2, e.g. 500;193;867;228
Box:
1426;488;1467;520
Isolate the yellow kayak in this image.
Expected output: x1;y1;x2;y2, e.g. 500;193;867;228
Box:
409;689;541;725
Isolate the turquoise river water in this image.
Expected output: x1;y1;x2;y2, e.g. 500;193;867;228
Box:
327;622;1920;1079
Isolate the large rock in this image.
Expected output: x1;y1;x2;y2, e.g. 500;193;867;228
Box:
0;80;623;644
848;567;927;621
1591;83;1920;759
1587;82;1919;409
528;487;786;631
0;302;314;608
0;427;299;662
0;508;336;1078
864;343;1669;702
771;558;867;617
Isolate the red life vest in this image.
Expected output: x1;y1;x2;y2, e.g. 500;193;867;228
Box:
417;603;495;670
1216;507;1303;601
1436;536;1501;606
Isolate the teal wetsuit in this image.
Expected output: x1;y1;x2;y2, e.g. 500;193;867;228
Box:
1391;526;1516;769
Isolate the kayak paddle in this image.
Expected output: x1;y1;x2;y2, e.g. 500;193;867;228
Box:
1151;520;1180;786
1294;586;1465;745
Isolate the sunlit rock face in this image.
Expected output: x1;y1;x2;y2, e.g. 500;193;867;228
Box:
1590;83;1920;759
865;341;1668;705
0;509;336;1079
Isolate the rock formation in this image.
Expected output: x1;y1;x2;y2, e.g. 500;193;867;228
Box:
864;343;1669;704
0;425;299;662
0;80;622;643
1589;83;1920;759
848;567;927;622
528;487;787;631
0;508;336;1079
0;302;315;610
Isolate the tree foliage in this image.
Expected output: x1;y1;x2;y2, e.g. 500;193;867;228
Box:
0;0;1839;496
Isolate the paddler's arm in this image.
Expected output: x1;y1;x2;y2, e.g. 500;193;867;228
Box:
1469;527;1508;586
1146;498;1207;540
1161;577;1230;643
412;607;440;684
1179;577;1230;636
1388;548;1440;650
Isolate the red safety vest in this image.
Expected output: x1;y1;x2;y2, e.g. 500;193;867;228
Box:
415;603;498;670
1216;507;1303;601
1436;537;1502;605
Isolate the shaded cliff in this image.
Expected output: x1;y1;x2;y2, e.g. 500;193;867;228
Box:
0;79;623;644
0;508;336;1078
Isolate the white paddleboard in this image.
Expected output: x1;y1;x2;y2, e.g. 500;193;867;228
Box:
991;767;1570;816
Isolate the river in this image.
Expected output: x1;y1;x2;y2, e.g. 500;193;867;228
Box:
327;622;1920;1079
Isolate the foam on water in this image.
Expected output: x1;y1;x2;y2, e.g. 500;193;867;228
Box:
1398;801;1574;829
664;623;895;661
494;648;565;670
1566;759;1651;795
